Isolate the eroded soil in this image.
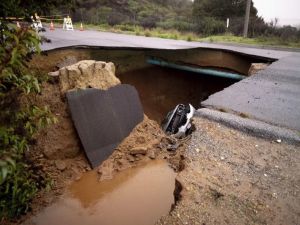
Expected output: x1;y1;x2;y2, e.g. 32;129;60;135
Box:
157;117;300;225
3;80;188;225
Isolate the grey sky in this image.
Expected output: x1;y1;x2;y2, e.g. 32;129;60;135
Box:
252;0;300;26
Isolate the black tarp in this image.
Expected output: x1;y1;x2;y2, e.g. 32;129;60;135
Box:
67;85;144;168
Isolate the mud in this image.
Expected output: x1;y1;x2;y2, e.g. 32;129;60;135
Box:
28;160;176;225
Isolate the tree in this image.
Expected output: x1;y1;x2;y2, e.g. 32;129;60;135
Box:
193;0;260;35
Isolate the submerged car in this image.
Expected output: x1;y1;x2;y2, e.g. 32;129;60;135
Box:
162;104;195;138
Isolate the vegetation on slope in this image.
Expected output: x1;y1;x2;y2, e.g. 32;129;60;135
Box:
0;0;72;220
53;0;300;45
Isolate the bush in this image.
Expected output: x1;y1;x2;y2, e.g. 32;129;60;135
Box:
158;20;192;32
194;17;226;35
140;16;157;28
0;24;56;220
107;11;128;26
144;29;151;37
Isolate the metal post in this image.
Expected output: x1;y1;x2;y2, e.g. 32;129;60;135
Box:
243;0;251;38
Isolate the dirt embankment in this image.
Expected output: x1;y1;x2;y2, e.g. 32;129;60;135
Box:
6;60;189;225
157;117;300;225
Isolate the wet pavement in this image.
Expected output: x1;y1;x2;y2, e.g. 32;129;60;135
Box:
41;29;296;59
42;29;300;133
29;160;176;225
202;54;300;131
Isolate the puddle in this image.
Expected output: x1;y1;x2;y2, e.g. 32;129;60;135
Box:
31;160;176;225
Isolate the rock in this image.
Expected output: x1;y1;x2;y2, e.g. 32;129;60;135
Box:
59;60;121;94
248;63;269;76
64;147;81;158
55;160;67;171
98;161;114;181
161;136;177;145
136;136;146;144
43;149;54;159
48;71;59;77
127;154;135;162
167;143;180;151
148;150;156;159
130;147;147;155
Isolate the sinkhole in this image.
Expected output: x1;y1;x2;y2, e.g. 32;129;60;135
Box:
28;47;273;225
38;47;272;123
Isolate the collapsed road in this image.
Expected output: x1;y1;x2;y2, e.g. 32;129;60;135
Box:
15;30;300;225
41;28;300;136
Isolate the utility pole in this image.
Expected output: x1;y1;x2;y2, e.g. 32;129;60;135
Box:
243;0;251;38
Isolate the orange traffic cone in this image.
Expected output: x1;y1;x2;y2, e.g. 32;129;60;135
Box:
16;21;21;28
80;23;84;31
50;21;55;31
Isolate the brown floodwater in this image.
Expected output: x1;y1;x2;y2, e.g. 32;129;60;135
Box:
31;160;176;225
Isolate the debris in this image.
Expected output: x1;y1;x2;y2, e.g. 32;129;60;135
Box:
136;136;146;144
167;143;180;151
48;71;59;77
97;161;114;181
148;150;156;159
126;154;135;162
55;160;67;171
67;85;144;168
248;63;269;75
130;147;148;155
276;139;282;143
195;148;200;153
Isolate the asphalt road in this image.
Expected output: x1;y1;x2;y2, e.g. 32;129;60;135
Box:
42;28;293;59
202;54;300;131
42;28;300;132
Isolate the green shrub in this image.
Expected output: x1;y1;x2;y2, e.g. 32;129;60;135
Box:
0;24;56;220
194;17;226;35
145;29;151;37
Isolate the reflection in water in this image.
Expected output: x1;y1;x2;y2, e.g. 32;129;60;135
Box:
31;160;176;225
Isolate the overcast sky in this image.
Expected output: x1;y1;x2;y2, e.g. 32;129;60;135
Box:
252;0;300;26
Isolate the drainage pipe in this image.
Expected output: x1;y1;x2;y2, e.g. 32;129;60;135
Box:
147;58;247;80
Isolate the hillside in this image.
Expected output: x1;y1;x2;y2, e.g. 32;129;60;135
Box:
66;0;193;30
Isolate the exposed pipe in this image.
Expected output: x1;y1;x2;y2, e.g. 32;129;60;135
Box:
147;58;247;80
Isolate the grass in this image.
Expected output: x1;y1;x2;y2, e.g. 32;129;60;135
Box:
68;23;300;49
199;34;300;49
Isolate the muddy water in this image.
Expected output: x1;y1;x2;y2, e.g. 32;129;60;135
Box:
31;160;176;225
